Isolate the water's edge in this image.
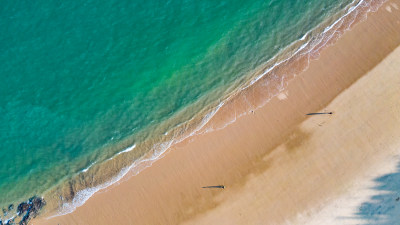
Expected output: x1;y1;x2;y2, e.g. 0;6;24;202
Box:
0;0;386;224
47;0;386;219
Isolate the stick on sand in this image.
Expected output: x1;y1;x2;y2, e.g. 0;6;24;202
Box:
201;185;225;189
306;112;333;115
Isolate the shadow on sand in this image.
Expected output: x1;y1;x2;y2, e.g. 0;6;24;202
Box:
352;160;400;225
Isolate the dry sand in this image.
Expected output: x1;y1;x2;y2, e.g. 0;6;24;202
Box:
35;0;400;224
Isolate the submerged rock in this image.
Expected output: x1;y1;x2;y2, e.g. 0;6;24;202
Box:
29;197;45;218
19;217;28;225
0;196;46;225
16;203;29;216
16;196;46;225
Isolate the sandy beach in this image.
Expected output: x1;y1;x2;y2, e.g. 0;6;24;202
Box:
35;0;400;224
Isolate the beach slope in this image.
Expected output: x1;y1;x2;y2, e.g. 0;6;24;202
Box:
35;0;400;224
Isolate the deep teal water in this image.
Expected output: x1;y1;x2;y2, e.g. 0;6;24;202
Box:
0;0;354;214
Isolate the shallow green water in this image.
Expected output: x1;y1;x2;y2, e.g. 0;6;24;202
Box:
0;0;354;214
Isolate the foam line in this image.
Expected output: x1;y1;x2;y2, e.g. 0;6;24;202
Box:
49;0;387;218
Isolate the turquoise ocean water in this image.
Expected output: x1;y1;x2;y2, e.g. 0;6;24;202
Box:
0;0;375;221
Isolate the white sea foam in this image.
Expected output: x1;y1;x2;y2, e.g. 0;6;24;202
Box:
81;161;96;173
50;0;387;218
104;143;137;162
300;32;308;41
53;140;175;217
54;163;135;217
201;0;380;134
116;144;136;156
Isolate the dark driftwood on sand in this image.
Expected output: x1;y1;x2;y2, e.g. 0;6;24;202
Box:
306;112;333;115
201;185;225;189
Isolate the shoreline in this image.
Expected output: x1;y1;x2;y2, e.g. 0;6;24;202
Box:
34;0;400;224
39;0;383;217
20;0;377;219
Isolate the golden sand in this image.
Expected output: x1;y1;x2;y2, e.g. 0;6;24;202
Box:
35;0;400;224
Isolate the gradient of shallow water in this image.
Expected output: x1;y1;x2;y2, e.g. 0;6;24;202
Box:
0;0;353;211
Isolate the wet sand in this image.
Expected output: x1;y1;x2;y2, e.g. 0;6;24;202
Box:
35;0;400;224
